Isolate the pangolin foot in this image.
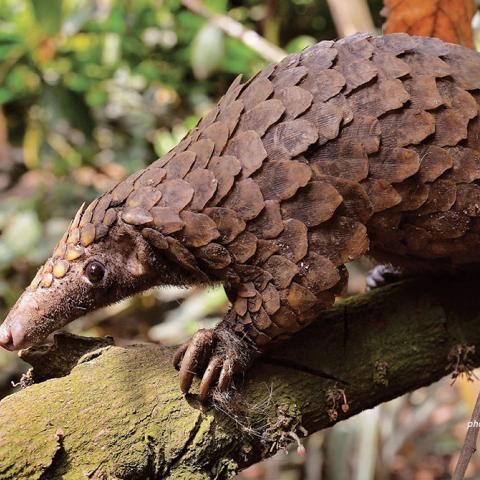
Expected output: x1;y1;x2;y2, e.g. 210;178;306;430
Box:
366;265;403;291
173;326;259;401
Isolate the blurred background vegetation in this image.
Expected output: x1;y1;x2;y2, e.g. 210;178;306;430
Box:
1;0;479;478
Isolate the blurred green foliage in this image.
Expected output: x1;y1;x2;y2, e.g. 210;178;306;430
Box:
0;0;382;313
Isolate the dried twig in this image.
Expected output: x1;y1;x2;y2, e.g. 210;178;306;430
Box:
325;0;375;37
453;390;480;480
181;0;286;63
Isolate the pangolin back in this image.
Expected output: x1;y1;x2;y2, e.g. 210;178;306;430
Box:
31;33;480;344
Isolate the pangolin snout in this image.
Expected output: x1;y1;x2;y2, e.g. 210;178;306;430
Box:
0;318;27;351
0;324;14;350
0;318;26;351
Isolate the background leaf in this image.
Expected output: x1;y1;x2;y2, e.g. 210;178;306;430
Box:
382;0;476;48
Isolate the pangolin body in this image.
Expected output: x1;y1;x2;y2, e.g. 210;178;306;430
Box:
3;33;480;397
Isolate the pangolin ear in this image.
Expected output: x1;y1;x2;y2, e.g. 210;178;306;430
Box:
110;225;151;277
126;250;147;277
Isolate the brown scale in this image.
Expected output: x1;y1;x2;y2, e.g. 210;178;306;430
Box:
28;33;480;399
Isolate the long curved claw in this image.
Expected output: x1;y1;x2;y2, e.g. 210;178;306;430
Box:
173;326;260;400
217;357;234;392
199;356;222;401
178;329;214;394
173;341;190;370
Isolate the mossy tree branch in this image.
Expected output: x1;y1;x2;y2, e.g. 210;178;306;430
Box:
1;277;480;480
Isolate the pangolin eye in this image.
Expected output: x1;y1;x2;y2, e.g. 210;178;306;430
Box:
85;261;106;283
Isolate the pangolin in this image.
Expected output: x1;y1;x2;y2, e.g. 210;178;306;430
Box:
2;33;480;399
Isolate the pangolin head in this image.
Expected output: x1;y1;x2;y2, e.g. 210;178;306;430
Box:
0;199;162;351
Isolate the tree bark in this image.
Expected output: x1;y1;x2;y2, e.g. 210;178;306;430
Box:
1;276;480;480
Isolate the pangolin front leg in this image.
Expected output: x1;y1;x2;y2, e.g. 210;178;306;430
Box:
366;265;404;290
